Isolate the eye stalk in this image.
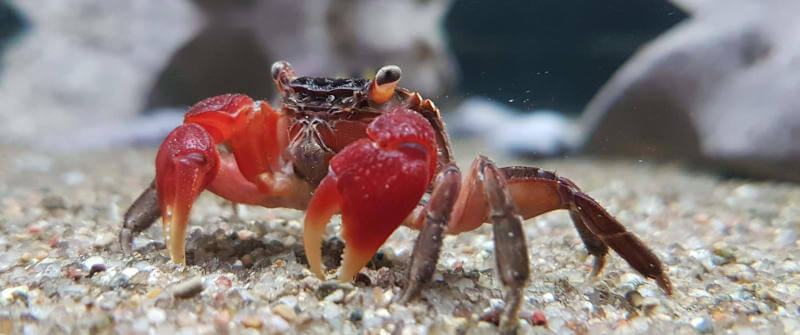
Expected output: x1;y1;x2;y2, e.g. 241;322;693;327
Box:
270;61;296;91
369;65;402;104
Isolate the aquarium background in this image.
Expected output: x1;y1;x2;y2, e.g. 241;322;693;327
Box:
0;0;797;181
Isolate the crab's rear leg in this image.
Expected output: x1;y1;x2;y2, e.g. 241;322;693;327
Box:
400;159;672;331
398;157;530;332
502;166;672;293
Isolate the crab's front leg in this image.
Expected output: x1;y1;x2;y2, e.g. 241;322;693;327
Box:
122;94;303;264
303;108;437;281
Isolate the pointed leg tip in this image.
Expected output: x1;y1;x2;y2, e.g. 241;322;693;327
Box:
657;275;674;295
397;283;420;304
589;255;606;278
119;228;133;255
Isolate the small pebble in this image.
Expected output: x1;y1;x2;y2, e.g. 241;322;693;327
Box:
64;265;83;280
267;315;290;331
691;317;713;334
626;290;644;307
146;288;161;299
542;292;555;303
1;285;29;304
272;304;296;323
19;253;32;263
215;309;232;329
237;229;256;241
147;308;166;324
41;195;67;212
215;275;233;288
48;235;59;248
479;309;501;326
324;289;344;303
640;297;660;315
173;277;204;298
121;267;139;278
349;309;363;322
28;224;42;234
531;311;547;326
89;264;106;277
722;264;756;283
241;254;254;268
354;272;371;286
242;315;263;329
489;298;505;310
92;234;114;249
83;256;104;270
278;296;298;308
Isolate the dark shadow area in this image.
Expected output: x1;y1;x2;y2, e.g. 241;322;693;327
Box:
445;0;686;113
0;1;27;76
143;26;275;113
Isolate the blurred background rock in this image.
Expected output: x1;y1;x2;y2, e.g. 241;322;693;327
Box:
0;0;796;181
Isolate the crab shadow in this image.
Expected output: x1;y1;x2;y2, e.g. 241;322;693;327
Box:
178;221;394;280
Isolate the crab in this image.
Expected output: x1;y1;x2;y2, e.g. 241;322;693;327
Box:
120;60;672;331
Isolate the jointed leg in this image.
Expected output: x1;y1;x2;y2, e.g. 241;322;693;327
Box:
400;158;672;330
501;166;672;294
570;210;608;277
119;180;161;254
398;164;461;303
481;160;530;332
400;156;531;331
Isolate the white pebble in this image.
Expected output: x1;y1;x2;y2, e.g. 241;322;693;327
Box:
1;285;29;303
542;292;555;303
147;308;166;324
690;316;713;333
490;298;505;310
267;315;290;332
277;296;298;308
83;256;104;269
382;289;393;304
121;267;139;278
324;289;344;303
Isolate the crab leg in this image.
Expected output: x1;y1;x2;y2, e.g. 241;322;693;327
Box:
399;159;672;330
303;108;437;281
502;166;672;294
398;164;461;303
120;180;161;254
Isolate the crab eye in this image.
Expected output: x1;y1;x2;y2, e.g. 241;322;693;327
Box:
370;65;402;104
375;65;402;86
271;61;292;81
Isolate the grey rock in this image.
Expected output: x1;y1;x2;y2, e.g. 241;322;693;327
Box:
40;195;67;212
580;0;800;181
172;277;204;299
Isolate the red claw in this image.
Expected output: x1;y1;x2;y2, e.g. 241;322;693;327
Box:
183;94;253;143
156;123;220;265
304;108;437;281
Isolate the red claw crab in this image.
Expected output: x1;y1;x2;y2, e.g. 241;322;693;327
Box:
121;60;672;330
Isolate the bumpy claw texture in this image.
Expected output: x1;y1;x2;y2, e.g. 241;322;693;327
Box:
156;123;220;265
304;108;437;281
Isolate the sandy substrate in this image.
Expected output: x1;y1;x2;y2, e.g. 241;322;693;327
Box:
0;144;798;334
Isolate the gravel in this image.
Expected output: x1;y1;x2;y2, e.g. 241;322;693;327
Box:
0;144;798;334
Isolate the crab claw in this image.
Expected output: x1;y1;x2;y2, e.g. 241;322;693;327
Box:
304;108;436;281
156;123;220;265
